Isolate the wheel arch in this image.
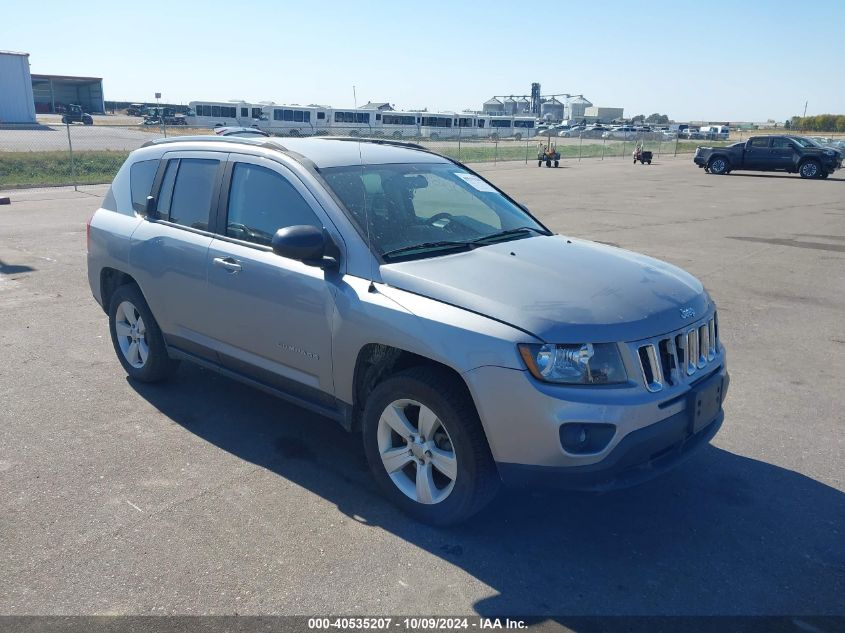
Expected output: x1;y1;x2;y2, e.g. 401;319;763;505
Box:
350;343;474;432
100;267;139;314
707;153;731;166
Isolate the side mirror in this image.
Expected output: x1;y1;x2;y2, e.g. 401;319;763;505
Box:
271;225;338;269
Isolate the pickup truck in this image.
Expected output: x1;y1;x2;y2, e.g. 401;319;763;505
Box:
694;135;842;179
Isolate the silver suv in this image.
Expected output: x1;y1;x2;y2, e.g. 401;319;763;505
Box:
87;137;729;525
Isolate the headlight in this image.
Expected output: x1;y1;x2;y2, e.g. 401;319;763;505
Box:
518;342;628;385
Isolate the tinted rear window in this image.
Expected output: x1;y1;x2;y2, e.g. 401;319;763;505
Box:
167;158;219;231
129;160;158;213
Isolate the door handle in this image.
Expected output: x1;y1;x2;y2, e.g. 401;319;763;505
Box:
212;256;242;273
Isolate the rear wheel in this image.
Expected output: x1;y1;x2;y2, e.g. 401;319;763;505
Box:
362;367;499;525
799;160;821;179
554;160;559;167
108;284;178;382
821;171;829;179
708;156;729;175
546;159;551;167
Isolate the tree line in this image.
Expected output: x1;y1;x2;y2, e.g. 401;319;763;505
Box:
786;114;845;132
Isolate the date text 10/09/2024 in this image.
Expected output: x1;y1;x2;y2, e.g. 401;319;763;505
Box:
307;618;528;630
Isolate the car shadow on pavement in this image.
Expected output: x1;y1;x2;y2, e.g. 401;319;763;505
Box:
725;173;844;181
130;363;845;618
0;260;36;275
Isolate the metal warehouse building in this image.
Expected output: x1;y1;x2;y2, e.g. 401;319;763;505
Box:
31;73;105;114
0;51;37;123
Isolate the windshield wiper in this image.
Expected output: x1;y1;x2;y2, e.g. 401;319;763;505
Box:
381;228;549;261
382;240;475;260
470;226;549;244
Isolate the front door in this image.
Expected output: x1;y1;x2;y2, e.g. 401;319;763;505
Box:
203;154;340;401
769;137;797;171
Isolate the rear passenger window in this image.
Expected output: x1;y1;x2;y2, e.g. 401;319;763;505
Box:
129;160;158;213
165;158;219;231
226;163;321;246
771;138;790;148
750;138;770;147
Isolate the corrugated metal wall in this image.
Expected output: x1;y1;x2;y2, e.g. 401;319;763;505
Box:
0;52;37;123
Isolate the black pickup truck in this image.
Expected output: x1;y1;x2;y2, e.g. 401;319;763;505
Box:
694;135;842;179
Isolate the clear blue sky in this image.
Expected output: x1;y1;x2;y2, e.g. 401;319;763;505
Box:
5;0;843;121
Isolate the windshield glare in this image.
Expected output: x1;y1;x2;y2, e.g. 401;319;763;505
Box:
320;163;546;259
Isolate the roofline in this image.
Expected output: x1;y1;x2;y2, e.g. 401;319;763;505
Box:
31;73;103;82
0;50;30;57
138;135;440;162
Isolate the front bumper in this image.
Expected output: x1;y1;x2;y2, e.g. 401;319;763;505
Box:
463;360;729;491
497;405;724;491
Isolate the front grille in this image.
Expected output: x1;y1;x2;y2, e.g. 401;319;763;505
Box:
637;312;719;393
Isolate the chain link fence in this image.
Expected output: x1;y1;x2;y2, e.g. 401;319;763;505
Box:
3;115;843;190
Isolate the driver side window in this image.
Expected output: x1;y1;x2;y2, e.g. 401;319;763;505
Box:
226;163;321;246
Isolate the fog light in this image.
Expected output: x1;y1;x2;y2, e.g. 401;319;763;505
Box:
559;423;616;455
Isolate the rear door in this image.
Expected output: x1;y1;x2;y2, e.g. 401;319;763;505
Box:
744;137;771;169
203;154;341;400
128;151;225;357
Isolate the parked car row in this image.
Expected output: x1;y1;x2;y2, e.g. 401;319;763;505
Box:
536;123;685;141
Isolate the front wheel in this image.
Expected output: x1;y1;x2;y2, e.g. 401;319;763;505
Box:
799;160;821;179
362;367;499;525
708;156;729;175
108;284;179;382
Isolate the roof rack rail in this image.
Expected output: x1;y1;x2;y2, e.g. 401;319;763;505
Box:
140;135;286;150
317;136;427;151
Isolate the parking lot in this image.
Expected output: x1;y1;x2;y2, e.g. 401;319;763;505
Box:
1;157;843;617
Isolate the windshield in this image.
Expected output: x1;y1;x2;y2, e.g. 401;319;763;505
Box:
320;163;548;260
791;137;818;148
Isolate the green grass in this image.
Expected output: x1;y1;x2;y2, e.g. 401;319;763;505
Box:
0;138;737;189
0;150;128;188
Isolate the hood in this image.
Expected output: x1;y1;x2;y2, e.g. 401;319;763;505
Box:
379;235;711;343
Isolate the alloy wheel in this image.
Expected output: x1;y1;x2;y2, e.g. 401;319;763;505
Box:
376;399;457;504
114;300;149;369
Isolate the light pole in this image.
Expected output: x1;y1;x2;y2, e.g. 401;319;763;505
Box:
155;92;166;137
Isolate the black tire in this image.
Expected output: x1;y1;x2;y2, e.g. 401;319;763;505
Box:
362;367;500;525
647;160;652;165
821;171;829;179
554;160;559;167
537;160;542;167
61;116;69;124
708;156;729;175
799;159;821;179
546;159;551;167
108;284;179;383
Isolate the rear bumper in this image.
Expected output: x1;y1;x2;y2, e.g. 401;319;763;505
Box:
497;406;724;491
